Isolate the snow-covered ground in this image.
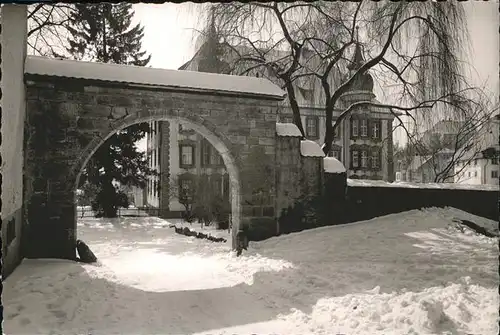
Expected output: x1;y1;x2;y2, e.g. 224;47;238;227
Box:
348;178;500;191
3;208;498;334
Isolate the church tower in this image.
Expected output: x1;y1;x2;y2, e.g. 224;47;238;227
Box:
340;28;395;181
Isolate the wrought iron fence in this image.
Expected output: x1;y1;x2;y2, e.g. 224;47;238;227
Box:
76;206;161;218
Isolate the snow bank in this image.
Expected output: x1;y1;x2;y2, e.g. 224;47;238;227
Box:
25;56;286;100
323;157;346;173
300;140;325;157
247;207;498;334
273;277;498;335
276;122;302;137
348;178;499;191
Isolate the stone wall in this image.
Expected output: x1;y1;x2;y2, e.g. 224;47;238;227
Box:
23;76;282;257
273;123;326;236
275;130;302;230
1;5;27;277
345;184;498;223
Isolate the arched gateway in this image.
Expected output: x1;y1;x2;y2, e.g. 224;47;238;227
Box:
22;55;285;259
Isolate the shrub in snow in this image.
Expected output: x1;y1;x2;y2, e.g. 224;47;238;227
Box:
181;210;196;223
278;195;332;235
193;204;213;227
245;217;277;241
169;225;227;243
211;196;231;230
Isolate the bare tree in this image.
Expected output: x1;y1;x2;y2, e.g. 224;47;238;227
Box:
396;91;498;183
167;174;231;229
197;2;480;155
26;4;75;56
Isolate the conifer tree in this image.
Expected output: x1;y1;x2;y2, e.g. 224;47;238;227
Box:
67;3;153;217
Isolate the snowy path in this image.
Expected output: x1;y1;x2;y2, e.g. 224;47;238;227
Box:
3;208;498;334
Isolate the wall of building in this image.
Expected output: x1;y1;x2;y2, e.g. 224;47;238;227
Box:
277;91;396;182
146;120;160;207
1;5;28;277
146;118;230;218
185;41;397;183
455;158;499;185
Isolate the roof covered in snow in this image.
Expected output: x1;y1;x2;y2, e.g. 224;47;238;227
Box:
348;178;499;191
323;157;346;173
300;140;325;157
276;122;302;137
24;56;287;100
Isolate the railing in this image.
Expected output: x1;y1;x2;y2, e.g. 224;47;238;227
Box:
77;206;161;218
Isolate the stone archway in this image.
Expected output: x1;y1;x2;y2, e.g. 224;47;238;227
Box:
73;115;241;249
23;65;284;260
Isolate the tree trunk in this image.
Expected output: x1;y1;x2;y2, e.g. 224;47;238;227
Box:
322;101;336;155
101;181;118;218
284;80;305;138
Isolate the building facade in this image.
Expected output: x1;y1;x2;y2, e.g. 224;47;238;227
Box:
454;114;500;185
180;39;397;181
145;119;229;218
145;39;398;217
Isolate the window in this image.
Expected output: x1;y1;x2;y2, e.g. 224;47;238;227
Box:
306;116;319;138
153;180;157;197
211;177;221;196
372;121;380;139
372;150;380;169
329;147;342;161
360;119;368;137
474;159;477;166
179;178;194;201
352;150;359;168
180;145;194;167
180;179;192;191
210;149;223;166
492;156;498;165
474;171;477;177
468;171;471;178
492;170;498;179
201;140;211;167
351;118;359;137
361;150;368;168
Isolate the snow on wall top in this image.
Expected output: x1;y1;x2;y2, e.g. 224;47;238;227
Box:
24;56;286;100
276;122;302;137
300;140;325;157
348;178;500;191
324;157;346;173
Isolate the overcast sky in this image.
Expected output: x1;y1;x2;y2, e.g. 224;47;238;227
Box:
132;2;499;148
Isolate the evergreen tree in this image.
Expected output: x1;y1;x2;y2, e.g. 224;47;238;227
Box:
67;3;154;217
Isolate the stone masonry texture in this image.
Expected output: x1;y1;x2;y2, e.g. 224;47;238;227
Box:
24;77;282;258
